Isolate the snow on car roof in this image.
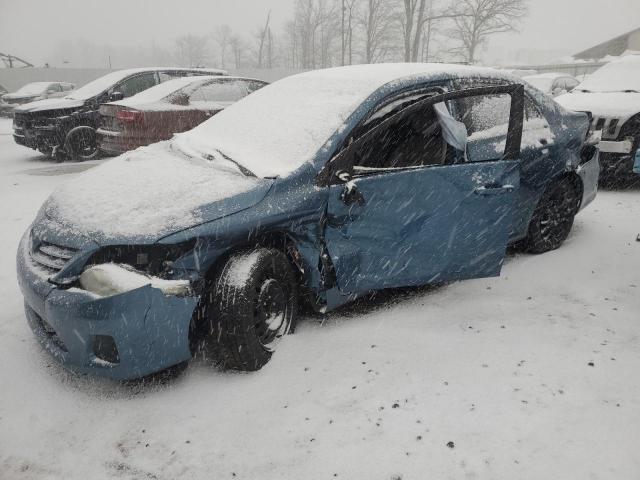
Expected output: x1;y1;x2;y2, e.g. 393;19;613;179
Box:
576;55;640;93
14;82;56;95
66;67;227;101
174;63;513;178
109;75;259;108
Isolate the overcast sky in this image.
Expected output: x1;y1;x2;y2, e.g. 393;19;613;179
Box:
0;0;638;65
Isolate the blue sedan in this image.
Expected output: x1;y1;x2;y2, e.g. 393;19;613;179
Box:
17;64;599;379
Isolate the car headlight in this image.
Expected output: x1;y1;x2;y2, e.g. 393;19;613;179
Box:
79;263;192;298
86;240;197;277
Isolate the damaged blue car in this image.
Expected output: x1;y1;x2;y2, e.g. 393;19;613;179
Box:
17;64;599;379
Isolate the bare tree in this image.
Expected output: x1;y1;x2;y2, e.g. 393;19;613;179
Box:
359;0;396;63
212;25;232;69
255;11;273;68
340;0;359;65
174;35;209;67
229;34;248;69
448;0;528;64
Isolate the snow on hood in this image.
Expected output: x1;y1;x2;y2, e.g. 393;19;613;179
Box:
556;91;640;121
2;93;40;101
15;97;85;113
173;63;508;178
575;55;640;93
43;141;268;242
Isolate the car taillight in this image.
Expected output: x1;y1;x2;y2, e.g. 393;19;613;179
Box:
116;109;144;123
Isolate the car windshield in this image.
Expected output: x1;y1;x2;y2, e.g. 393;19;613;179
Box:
576;56;640;93
66;70;148;100
14;82;51;95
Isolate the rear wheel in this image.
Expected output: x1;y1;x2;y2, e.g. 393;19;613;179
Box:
64;126;99;161
203;248;298;371
522;177;580;254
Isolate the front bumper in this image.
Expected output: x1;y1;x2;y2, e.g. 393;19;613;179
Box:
0;103;16;117
16;233;199;380
577;152;599;211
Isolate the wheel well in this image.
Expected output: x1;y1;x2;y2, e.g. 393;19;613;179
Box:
201;232;307;285
189;232;313;352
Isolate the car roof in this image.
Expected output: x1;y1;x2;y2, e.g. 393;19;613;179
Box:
174;63;526;178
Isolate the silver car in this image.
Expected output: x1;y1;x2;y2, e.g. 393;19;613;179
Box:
0;81;75;117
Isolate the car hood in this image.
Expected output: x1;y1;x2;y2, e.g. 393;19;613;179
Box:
556;91;640;122
39;141;273;245
14;96;85;113
2;93;39;102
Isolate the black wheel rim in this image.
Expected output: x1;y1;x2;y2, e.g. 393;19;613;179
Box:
254;278;290;352
75;131;96;159
539;187;576;244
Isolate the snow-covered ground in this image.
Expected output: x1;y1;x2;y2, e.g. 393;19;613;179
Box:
0;116;639;479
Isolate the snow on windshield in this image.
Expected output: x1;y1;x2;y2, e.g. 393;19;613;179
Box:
576;55;640;92
45;141;263;239
173;63;508;178
14;82;51;95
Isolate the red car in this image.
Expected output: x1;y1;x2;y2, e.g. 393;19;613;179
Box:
97;76;267;155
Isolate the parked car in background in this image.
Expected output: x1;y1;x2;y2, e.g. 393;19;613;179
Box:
0;81;75;117
98;75;267;155
556;55;640;187
17;64;599;379
523;73;580;97
12;67;226;160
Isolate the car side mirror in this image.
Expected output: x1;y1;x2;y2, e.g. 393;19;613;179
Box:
109;91;124;102
335;170;352;183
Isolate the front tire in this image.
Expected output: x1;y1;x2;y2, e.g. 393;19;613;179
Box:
522;177;581;254
203;248;298;371
64;126;99;161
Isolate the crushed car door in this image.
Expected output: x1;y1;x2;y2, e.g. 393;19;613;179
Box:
320;85;525;296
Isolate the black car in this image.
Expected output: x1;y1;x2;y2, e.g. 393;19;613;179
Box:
12;67;227;160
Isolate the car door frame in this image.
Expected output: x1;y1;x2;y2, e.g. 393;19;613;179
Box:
318;84;524;185
316;83;525;299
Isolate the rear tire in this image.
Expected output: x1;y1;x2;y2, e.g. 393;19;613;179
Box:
203;248;298;371
522;177;580;254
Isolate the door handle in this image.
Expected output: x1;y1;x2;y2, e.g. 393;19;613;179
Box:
474;184;515;196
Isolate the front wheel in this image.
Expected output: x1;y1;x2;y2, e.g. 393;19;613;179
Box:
203;248;298;371
64;126;99;161
522;177;581;254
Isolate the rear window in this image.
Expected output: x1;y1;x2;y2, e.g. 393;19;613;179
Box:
189;81;249;104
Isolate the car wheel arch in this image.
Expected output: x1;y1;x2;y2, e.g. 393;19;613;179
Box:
188;231;316;351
